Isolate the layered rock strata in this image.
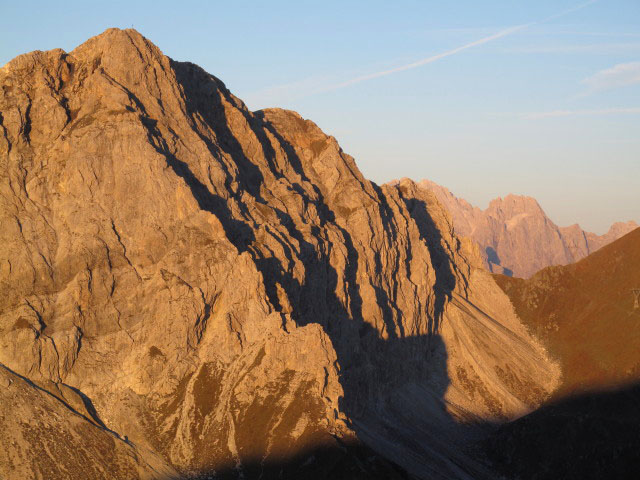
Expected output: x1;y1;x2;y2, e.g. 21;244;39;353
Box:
414;179;637;278
0;29;559;479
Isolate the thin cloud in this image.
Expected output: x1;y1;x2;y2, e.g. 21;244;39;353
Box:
246;0;598;104
539;0;598;23
501;43;640;55
242;74;337;108
322;25;528;92
244;26;527;106
320;0;598;93
523;107;640;119
552;31;640;38
581;61;640;93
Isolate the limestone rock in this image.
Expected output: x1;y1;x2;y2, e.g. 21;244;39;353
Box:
413;179;638;278
0;29;559;479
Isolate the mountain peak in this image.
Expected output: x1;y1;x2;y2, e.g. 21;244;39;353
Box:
1;30;563;480
416;179;637;277
1;28;151;73
488;194;544;218
72;27;151;53
601;220;639;240
70;27;167;72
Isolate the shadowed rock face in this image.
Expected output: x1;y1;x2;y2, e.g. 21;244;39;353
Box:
412;179;638;278
0;29;559;479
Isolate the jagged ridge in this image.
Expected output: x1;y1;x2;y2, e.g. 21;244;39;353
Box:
413;178;637;278
0;29;559;479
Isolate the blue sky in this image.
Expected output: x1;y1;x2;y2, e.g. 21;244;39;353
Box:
2;0;638;233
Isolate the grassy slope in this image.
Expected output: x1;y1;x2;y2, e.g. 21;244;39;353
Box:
494;227;640;397
487;228;640;479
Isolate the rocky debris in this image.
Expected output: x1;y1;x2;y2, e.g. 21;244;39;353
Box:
0;29;559;479
412;179;638;278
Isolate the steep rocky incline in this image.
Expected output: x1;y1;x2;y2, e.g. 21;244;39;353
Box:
413;179;637;278
0;29;559;479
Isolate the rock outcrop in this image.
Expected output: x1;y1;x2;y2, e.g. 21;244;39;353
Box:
413;179;638;278
0;29;559;479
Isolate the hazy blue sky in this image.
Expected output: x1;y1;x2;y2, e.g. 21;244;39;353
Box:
2;0;638;233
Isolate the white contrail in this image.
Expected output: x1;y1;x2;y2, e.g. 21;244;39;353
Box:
318;0;598;93
539;0;598;23
325;25;529;91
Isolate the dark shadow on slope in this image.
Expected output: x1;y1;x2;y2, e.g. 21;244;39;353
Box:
174;335;453;480
170;60;266;200
0;363;120;437
485;246;500;267
485;382;640;480
485;247;513;277
399;195;457;335
179;439;411;480
114;69;257;252
159;67;485;479
62;383;111;430
155;137;256;252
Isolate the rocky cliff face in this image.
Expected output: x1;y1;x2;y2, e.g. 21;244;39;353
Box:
414;179;638;278
0;29;559;479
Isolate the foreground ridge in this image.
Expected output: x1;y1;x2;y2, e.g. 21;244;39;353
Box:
490;228;640;479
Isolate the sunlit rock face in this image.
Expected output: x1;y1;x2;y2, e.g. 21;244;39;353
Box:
0;29;559;479
413;179;638;278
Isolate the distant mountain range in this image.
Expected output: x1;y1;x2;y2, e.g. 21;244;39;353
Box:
413;179;638;278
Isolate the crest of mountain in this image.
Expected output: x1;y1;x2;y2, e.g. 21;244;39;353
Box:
0;29;560;479
413;179;638;278
488;228;640;479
